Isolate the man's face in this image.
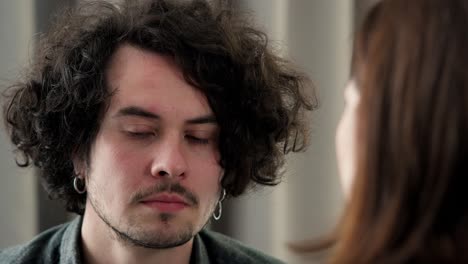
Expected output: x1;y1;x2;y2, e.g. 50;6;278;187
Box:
82;44;223;248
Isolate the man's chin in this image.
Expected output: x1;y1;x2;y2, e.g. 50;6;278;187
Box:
125;232;194;249
110;220;196;249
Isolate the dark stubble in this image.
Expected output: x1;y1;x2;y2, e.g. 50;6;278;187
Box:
88;181;202;249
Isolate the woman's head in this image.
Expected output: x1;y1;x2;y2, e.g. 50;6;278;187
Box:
334;0;468;262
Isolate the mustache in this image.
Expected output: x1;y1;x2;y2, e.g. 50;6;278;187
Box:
130;182;198;206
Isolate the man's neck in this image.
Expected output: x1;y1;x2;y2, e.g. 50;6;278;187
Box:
80;210;194;264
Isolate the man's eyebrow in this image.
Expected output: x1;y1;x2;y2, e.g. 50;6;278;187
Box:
114;106;216;124
114;106;160;120
186;115;217;125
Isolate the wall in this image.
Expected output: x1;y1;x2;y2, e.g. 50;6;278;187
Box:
0;0;37;248
223;1;353;263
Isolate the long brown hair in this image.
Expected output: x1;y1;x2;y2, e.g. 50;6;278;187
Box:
329;0;468;263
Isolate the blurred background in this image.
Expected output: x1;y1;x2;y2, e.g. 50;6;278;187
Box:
0;0;373;263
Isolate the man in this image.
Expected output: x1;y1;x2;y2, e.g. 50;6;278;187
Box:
0;0;315;263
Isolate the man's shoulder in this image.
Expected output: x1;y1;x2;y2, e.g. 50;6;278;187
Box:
0;221;75;264
198;229;285;264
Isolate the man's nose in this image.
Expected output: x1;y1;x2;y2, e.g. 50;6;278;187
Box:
150;136;187;179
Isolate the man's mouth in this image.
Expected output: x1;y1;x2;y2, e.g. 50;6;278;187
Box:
140;193;189;212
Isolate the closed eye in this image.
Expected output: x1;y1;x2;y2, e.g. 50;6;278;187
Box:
186;135;210;145
125;131;155;139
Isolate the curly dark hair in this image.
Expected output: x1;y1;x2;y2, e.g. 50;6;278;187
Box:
3;0;316;214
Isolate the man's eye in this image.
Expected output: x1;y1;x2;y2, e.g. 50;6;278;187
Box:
186;135;210;145
126;131;154;139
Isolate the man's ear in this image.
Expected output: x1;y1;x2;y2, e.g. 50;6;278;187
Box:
218;169;225;183
72;155;86;178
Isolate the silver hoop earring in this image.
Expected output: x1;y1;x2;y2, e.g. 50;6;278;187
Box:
73;177;86;194
213;189;226;221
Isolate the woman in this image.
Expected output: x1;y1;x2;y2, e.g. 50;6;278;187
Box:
331;0;468;263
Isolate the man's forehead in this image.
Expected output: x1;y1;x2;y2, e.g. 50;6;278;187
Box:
105;44;178;81
104;43;214;115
